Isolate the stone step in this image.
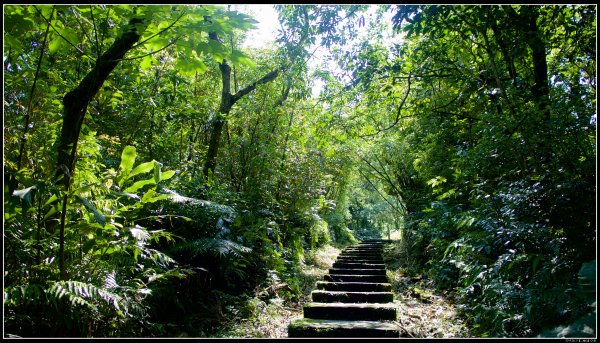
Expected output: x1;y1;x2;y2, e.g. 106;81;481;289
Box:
344;245;383;250
342;249;382;254
361;239;393;243
288;318;401;337
332;264;385;270
325;274;388;283
316;281;392;292
311;290;394;303
336;258;385;264
336;255;383;261
337;254;383;259
339;251;382;255
303;302;397;321
337;254;383;260
337;257;382;261
329;268;386;275
344;244;384;249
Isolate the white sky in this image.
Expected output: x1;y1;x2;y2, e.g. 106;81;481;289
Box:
234;4;280;49
233;4;399;97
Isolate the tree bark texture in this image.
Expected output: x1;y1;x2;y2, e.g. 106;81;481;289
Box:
56;17;146;186
202;39;281;178
522;6;551;120
54;16;146;280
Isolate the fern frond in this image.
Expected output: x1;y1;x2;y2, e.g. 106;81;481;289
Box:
48;281;125;315
104;271;118;289
171;238;252;258
3;283;45;306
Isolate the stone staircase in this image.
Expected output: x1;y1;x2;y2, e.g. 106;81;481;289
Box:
288;239;401;337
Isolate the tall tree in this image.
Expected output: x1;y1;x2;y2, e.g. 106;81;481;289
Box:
55;14;147;188
203;28;282;178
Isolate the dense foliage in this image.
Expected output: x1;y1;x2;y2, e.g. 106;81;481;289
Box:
3;4;596;338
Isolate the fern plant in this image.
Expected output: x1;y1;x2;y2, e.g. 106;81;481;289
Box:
4;144;187;337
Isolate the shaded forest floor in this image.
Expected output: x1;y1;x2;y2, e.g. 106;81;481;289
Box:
385;242;472;338
213;242;471;338
213;245;340;338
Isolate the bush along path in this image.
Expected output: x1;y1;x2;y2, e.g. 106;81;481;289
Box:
287;240;402;337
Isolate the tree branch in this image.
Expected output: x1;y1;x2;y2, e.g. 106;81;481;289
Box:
34;6;92;60
231;69;280;103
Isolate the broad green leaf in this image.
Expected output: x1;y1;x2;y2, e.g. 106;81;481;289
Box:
13;186;36;207
43;204;60;221
174;56;207;76
139;55;154;71
74;194;106;227
123;178;155;193
43;193;59;207
207;40;228;62
230;49;255;68
153;161;161;184
130;161;155;178
160;170;176;181
118;146;136;185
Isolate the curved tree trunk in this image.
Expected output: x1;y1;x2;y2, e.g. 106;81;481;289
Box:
53;15;146;280
56;16;146;186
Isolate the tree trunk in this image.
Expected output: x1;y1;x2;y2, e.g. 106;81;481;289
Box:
56;16;146;186
504;5;551;119
54;15;146;280
522;6;551;120
202;40;281;179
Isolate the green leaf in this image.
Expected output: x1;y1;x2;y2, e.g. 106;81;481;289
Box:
174;56;207;76
130;161;155;178
13;185;36;206
43;204;60;221
118;146;136;186
230;49;255;67
207;40;228;62
160;170;176;181
139;55;154;71
74;194;106;227
153;161;161;184
123;178;155;193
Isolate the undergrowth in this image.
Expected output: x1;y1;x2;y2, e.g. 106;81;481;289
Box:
211;244;341;338
384;243;472;338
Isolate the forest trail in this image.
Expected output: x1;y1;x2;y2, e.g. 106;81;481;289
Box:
287;240;402;337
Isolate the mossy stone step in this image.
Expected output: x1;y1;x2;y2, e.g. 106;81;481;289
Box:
342;252;381;255
361;239;393;243
316;281;392;292
337;254;383;259
337;257;383;262
288;318;400;337
303;302;397;321
338;255;382;260
344;246;383;250
311;290;394;303
336;258;385;263
339;251;382;256
329;268;386;275
325;274;388;283
342;247;382;251
332;262;386;269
